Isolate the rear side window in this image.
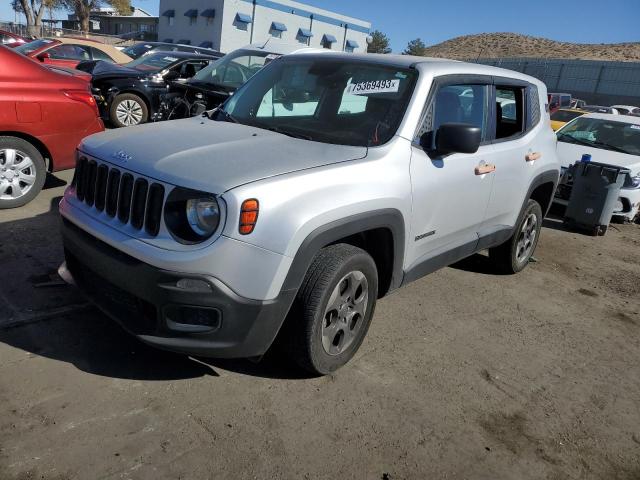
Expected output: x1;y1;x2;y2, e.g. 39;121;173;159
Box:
495;86;525;140
90;47;114;62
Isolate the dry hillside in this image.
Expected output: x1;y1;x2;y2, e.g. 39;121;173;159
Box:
422;33;640;62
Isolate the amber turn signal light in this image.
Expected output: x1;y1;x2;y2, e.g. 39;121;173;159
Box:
239;199;259;235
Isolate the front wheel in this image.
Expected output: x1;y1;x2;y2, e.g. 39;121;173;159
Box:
287;244;378;375
110;93;148;128
489;199;543;273
0;136;46;209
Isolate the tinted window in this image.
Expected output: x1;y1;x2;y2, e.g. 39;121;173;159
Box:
496;86;524;139
90;47;114;62
122;43;155;59
48;44;91;61
126;53;180;71
191;50;278;90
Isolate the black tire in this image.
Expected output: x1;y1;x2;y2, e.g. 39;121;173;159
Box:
489;199;543;274
109;93;148;128
0;136;46;209
287;244;378;375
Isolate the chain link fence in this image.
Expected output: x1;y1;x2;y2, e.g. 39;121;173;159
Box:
1;21;139;45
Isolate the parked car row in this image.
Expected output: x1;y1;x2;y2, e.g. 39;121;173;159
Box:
4;32;638;373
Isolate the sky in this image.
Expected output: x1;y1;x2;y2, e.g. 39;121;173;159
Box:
2;0;639;52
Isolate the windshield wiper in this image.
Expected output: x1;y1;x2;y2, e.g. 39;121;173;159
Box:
211;109;238;123
264;126;313;141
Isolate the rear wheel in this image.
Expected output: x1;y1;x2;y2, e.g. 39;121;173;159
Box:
489;199;543;273
287;244;378;375
110;93;148;127
0;136;46;209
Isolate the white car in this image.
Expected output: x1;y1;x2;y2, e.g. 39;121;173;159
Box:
555;113;640;222
612;105;640;116
59;53;560;374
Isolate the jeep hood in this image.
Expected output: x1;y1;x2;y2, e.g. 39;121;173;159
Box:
79;117;368;193
557;141;640;174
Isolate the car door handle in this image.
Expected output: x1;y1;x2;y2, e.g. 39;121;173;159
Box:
526;152;542;162
475;163;496;175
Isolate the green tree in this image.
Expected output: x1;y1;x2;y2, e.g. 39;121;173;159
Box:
367;30;392;54
12;0;62;36
403;38;427;56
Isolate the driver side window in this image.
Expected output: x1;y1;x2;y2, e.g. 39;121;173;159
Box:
417;83;488;146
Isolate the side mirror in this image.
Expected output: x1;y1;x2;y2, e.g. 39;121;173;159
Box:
422;123;481;156
37;52;51;61
164;69;180;81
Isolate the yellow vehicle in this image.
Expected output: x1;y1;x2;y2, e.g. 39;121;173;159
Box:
550;108;587;131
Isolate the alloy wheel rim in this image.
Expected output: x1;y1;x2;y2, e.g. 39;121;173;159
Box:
515;213;538;263
0;148;36;200
116;99;143;126
321;270;369;356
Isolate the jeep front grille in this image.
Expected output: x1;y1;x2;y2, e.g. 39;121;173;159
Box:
74;156;165;237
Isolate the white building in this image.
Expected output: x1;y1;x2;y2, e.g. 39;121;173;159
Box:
157;0;371;53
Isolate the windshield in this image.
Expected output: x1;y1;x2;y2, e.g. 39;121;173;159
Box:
125;53;179;71
220;57;418;147
557;117;640;156
15;38;54;55
122;43;155;59
551;110;584;123
190;49;277;90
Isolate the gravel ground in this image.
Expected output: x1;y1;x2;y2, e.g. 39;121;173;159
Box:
1;170;639;480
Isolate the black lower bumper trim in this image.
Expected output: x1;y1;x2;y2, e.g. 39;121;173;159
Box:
61;218;296;358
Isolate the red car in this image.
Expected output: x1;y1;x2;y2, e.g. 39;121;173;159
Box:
14;37;132;69
0;29;27;48
0;46;104;208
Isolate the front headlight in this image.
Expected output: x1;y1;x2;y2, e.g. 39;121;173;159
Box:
186;198;220;236
631;173;640;188
164;188;221;243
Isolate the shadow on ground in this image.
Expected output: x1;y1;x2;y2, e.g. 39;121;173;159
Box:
0;193;311;382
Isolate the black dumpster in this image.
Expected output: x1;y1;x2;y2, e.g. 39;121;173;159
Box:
564;160;630;236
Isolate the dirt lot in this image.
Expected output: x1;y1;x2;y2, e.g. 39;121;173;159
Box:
1;170;639;480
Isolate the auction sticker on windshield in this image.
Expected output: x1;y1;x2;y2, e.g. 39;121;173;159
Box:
347;79;400;95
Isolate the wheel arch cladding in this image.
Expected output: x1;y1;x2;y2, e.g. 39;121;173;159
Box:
528;170;560;217
0;132;52;170
530;180;556;217
280;209;406;299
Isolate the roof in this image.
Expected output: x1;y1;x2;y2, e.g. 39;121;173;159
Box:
145;50;220;60
283;52;547;85
243;38;324;55
45;37;133;63
581;113;640;124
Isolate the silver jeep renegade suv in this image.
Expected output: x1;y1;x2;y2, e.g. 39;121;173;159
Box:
59;52;560;374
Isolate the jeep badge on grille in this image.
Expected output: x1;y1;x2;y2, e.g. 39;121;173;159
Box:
112;150;132;162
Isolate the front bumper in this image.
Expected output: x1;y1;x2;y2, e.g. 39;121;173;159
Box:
61;218;296;358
